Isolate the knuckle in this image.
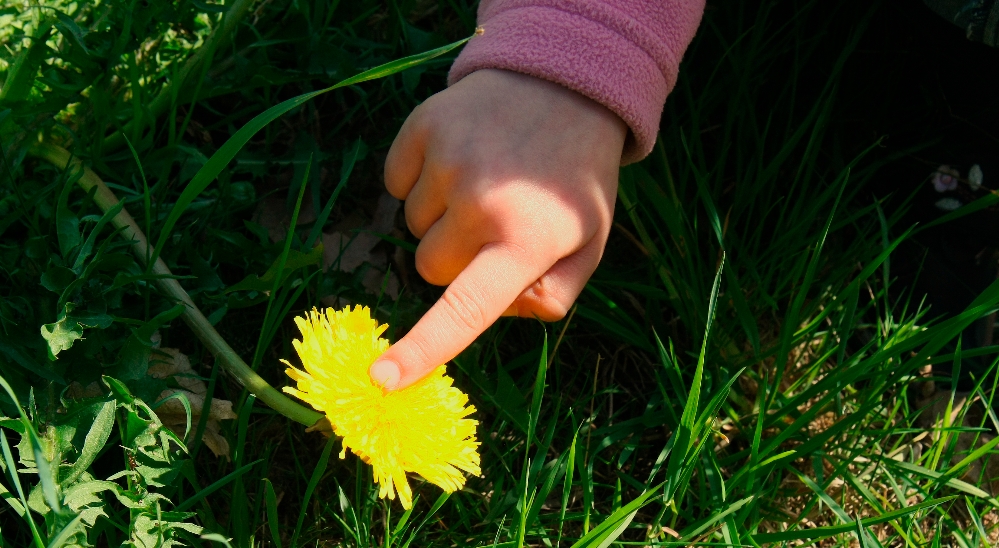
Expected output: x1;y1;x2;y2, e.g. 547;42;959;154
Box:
408;99;434;129
489;239;543;270
440;282;488;335
414;247;452;286
432;153;471;188
410;100;428;119
385;176;408;200
495;239;533;262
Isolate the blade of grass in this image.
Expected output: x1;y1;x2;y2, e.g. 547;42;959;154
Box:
250;154;311;371
149;36;472;268
174;459;264;512
753;496;956;543
557;428;578;548
291;435;337;546
44;512;84;548
568;483;663;548
0;430;44;548
664;253;724;502
399;492;450;548
304;139;360;250
263;478;281;548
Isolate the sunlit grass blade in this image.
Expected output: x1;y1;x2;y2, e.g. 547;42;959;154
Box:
753;496;956;543
664;253;724;502
0;430;44;548
568;483;663;548
557;429;578;548
678;495;753;540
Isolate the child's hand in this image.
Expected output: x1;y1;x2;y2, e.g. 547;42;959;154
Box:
370;69;627;390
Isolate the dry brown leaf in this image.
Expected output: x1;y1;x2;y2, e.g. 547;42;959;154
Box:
322;192;400;300
148;348;237;460
65;381;104;400
254;191;318;243
62;348;237;460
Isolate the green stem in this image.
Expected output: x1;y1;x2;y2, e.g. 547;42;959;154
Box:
28;142;325;428
101;0;257;151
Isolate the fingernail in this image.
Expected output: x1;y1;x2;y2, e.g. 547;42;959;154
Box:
369;360;401;390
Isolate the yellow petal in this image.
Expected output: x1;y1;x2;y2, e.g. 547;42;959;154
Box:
282;306;479;509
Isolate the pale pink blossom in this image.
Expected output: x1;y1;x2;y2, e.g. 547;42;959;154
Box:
931;165;960;193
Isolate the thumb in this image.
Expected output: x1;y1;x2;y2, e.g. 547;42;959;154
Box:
370;243;548;390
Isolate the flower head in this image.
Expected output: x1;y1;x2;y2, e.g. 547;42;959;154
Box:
282;306;480;509
931;165;960;193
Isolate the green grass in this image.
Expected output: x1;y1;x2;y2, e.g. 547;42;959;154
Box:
1;0;998;546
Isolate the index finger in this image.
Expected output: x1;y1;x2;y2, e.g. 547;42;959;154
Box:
369;242;551;390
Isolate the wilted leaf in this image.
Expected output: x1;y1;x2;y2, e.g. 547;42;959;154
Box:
41;314;83;358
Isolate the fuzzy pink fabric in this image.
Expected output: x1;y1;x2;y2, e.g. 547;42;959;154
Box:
448;0;705;164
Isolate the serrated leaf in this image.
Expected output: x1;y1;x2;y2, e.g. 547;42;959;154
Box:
64;479;117;526
132;512;203;547
64;400;115;484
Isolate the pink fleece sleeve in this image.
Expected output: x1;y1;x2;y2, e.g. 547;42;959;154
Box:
447;0;705;165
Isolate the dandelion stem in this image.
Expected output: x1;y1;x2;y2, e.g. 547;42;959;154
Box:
28;141;325;428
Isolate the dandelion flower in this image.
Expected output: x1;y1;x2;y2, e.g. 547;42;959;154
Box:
282;306;480;509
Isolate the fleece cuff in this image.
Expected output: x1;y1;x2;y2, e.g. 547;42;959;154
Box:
448;4;676;165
